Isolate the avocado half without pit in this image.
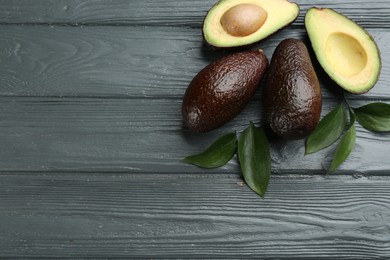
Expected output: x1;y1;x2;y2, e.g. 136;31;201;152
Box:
305;8;381;94
203;0;300;48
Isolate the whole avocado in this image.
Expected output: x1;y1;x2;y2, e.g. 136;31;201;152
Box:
263;38;322;139
182;50;268;132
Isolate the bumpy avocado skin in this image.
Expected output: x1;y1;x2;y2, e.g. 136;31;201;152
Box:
264;38;322;139
182;50;268;132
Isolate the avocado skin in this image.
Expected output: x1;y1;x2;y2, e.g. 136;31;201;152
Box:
182;50;268;132
264;38;322;139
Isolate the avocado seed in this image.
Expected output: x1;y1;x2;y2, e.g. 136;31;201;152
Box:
220;4;267;37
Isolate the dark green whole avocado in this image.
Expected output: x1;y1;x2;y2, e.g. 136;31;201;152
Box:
263;38;322;139
182;50;268;132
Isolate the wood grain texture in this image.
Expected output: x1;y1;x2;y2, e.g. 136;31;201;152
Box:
0;96;388;174
0;0;389;28
0;26;389;99
0;0;389;258
0;172;390;258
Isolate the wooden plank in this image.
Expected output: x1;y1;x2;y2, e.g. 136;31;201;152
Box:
0;0;388;28
0;172;389;258
0;1;387;258
0;26;388;99
0;96;388;174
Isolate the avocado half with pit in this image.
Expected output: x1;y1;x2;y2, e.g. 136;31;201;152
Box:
203;0;299;48
305;8;381;94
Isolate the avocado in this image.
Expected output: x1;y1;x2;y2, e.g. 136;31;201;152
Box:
182;50;268;132
203;0;299;48
263;38;322;139
305;8;381;94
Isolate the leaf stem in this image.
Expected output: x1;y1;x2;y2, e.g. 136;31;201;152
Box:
342;91;356;124
342;91;351;109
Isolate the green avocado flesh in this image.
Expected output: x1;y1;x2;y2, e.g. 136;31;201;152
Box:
305;7;381;94
203;0;299;48
263;38;322;139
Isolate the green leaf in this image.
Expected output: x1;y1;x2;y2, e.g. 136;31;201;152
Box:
328;111;356;174
353;102;390;132
183;132;237;168
305;104;347;155
238;122;271;197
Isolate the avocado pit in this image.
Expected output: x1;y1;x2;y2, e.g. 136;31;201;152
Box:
220;4;267;37
325;32;368;77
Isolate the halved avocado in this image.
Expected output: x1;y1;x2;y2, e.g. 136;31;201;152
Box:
203;0;299;48
305;8;381;94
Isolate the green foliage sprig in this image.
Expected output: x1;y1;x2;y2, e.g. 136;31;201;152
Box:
184;101;390;198
305;99;390;173
184;122;271;197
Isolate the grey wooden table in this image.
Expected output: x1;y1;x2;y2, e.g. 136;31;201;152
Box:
0;0;389;258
